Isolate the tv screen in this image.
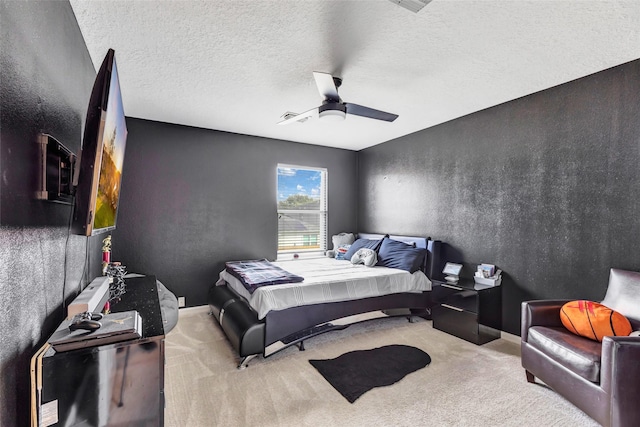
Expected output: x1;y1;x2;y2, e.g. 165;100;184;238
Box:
73;49;127;236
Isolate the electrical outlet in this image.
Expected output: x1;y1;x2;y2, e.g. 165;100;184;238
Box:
178;296;186;308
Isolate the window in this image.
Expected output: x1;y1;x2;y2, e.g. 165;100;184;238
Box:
277;165;327;256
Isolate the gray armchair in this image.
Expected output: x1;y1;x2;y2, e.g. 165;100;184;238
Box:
521;268;640;427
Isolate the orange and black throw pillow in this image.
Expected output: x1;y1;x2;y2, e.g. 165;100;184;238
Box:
560;300;632;342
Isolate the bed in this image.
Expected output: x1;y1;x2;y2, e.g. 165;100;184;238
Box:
208;233;443;368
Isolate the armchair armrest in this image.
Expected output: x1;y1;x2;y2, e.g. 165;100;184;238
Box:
521;299;571;342
600;336;640;426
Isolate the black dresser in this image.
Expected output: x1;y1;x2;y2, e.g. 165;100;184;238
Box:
38;275;165;426
432;278;502;345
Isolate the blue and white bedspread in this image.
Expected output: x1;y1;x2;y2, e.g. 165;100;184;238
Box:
224;259;304;294
216;257;431;319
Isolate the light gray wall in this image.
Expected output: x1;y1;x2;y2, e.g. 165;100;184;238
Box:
111;118;358;307
357;58;640;334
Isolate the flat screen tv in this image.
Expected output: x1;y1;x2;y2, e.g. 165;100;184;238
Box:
73;49;127;236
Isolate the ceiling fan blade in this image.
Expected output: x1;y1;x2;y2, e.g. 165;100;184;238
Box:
313;72;340;101
345;103;398;122
277;107;319;125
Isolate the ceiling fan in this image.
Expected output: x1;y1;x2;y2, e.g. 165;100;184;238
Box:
278;72;398;125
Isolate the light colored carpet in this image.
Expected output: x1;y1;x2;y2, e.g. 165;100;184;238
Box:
164;307;598;427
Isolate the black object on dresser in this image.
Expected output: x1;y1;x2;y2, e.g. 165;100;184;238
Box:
432;278;502;345
38;275;166;426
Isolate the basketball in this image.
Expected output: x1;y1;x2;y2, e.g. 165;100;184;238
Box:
560;300;632;342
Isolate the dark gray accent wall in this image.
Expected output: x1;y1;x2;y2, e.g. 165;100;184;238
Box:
358;59;640;335
0;2;104;426
0;2;90;227
111;119;357;307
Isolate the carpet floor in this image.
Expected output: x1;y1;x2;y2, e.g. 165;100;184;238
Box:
164;307;599;427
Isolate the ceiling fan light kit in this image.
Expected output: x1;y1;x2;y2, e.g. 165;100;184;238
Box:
319;103;346;121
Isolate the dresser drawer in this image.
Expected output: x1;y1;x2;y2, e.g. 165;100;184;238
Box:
432;304;480;343
433;283;479;313
431;280;502;345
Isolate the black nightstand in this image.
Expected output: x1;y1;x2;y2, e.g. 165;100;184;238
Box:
432;278;502;345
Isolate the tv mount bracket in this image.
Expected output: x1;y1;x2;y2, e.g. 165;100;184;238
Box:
35;133;76;204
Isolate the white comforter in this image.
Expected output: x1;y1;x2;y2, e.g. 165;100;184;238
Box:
216;257;431;319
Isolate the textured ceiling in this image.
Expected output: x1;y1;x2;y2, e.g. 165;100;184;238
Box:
69;0;640;151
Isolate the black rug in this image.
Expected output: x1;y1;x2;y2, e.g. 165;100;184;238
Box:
309;344;431;403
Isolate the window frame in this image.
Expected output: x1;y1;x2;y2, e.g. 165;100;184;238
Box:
276;164;328;258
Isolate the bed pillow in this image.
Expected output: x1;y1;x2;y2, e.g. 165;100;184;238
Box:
343;238;384;261
376;237;426;273
560;300;632;342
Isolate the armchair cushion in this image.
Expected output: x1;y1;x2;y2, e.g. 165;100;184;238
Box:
528;326;602;383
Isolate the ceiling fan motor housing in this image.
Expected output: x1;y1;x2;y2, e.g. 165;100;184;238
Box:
319;102;347;121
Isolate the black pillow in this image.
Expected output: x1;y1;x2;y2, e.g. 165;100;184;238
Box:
343;238;384;261
376;237;426;273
